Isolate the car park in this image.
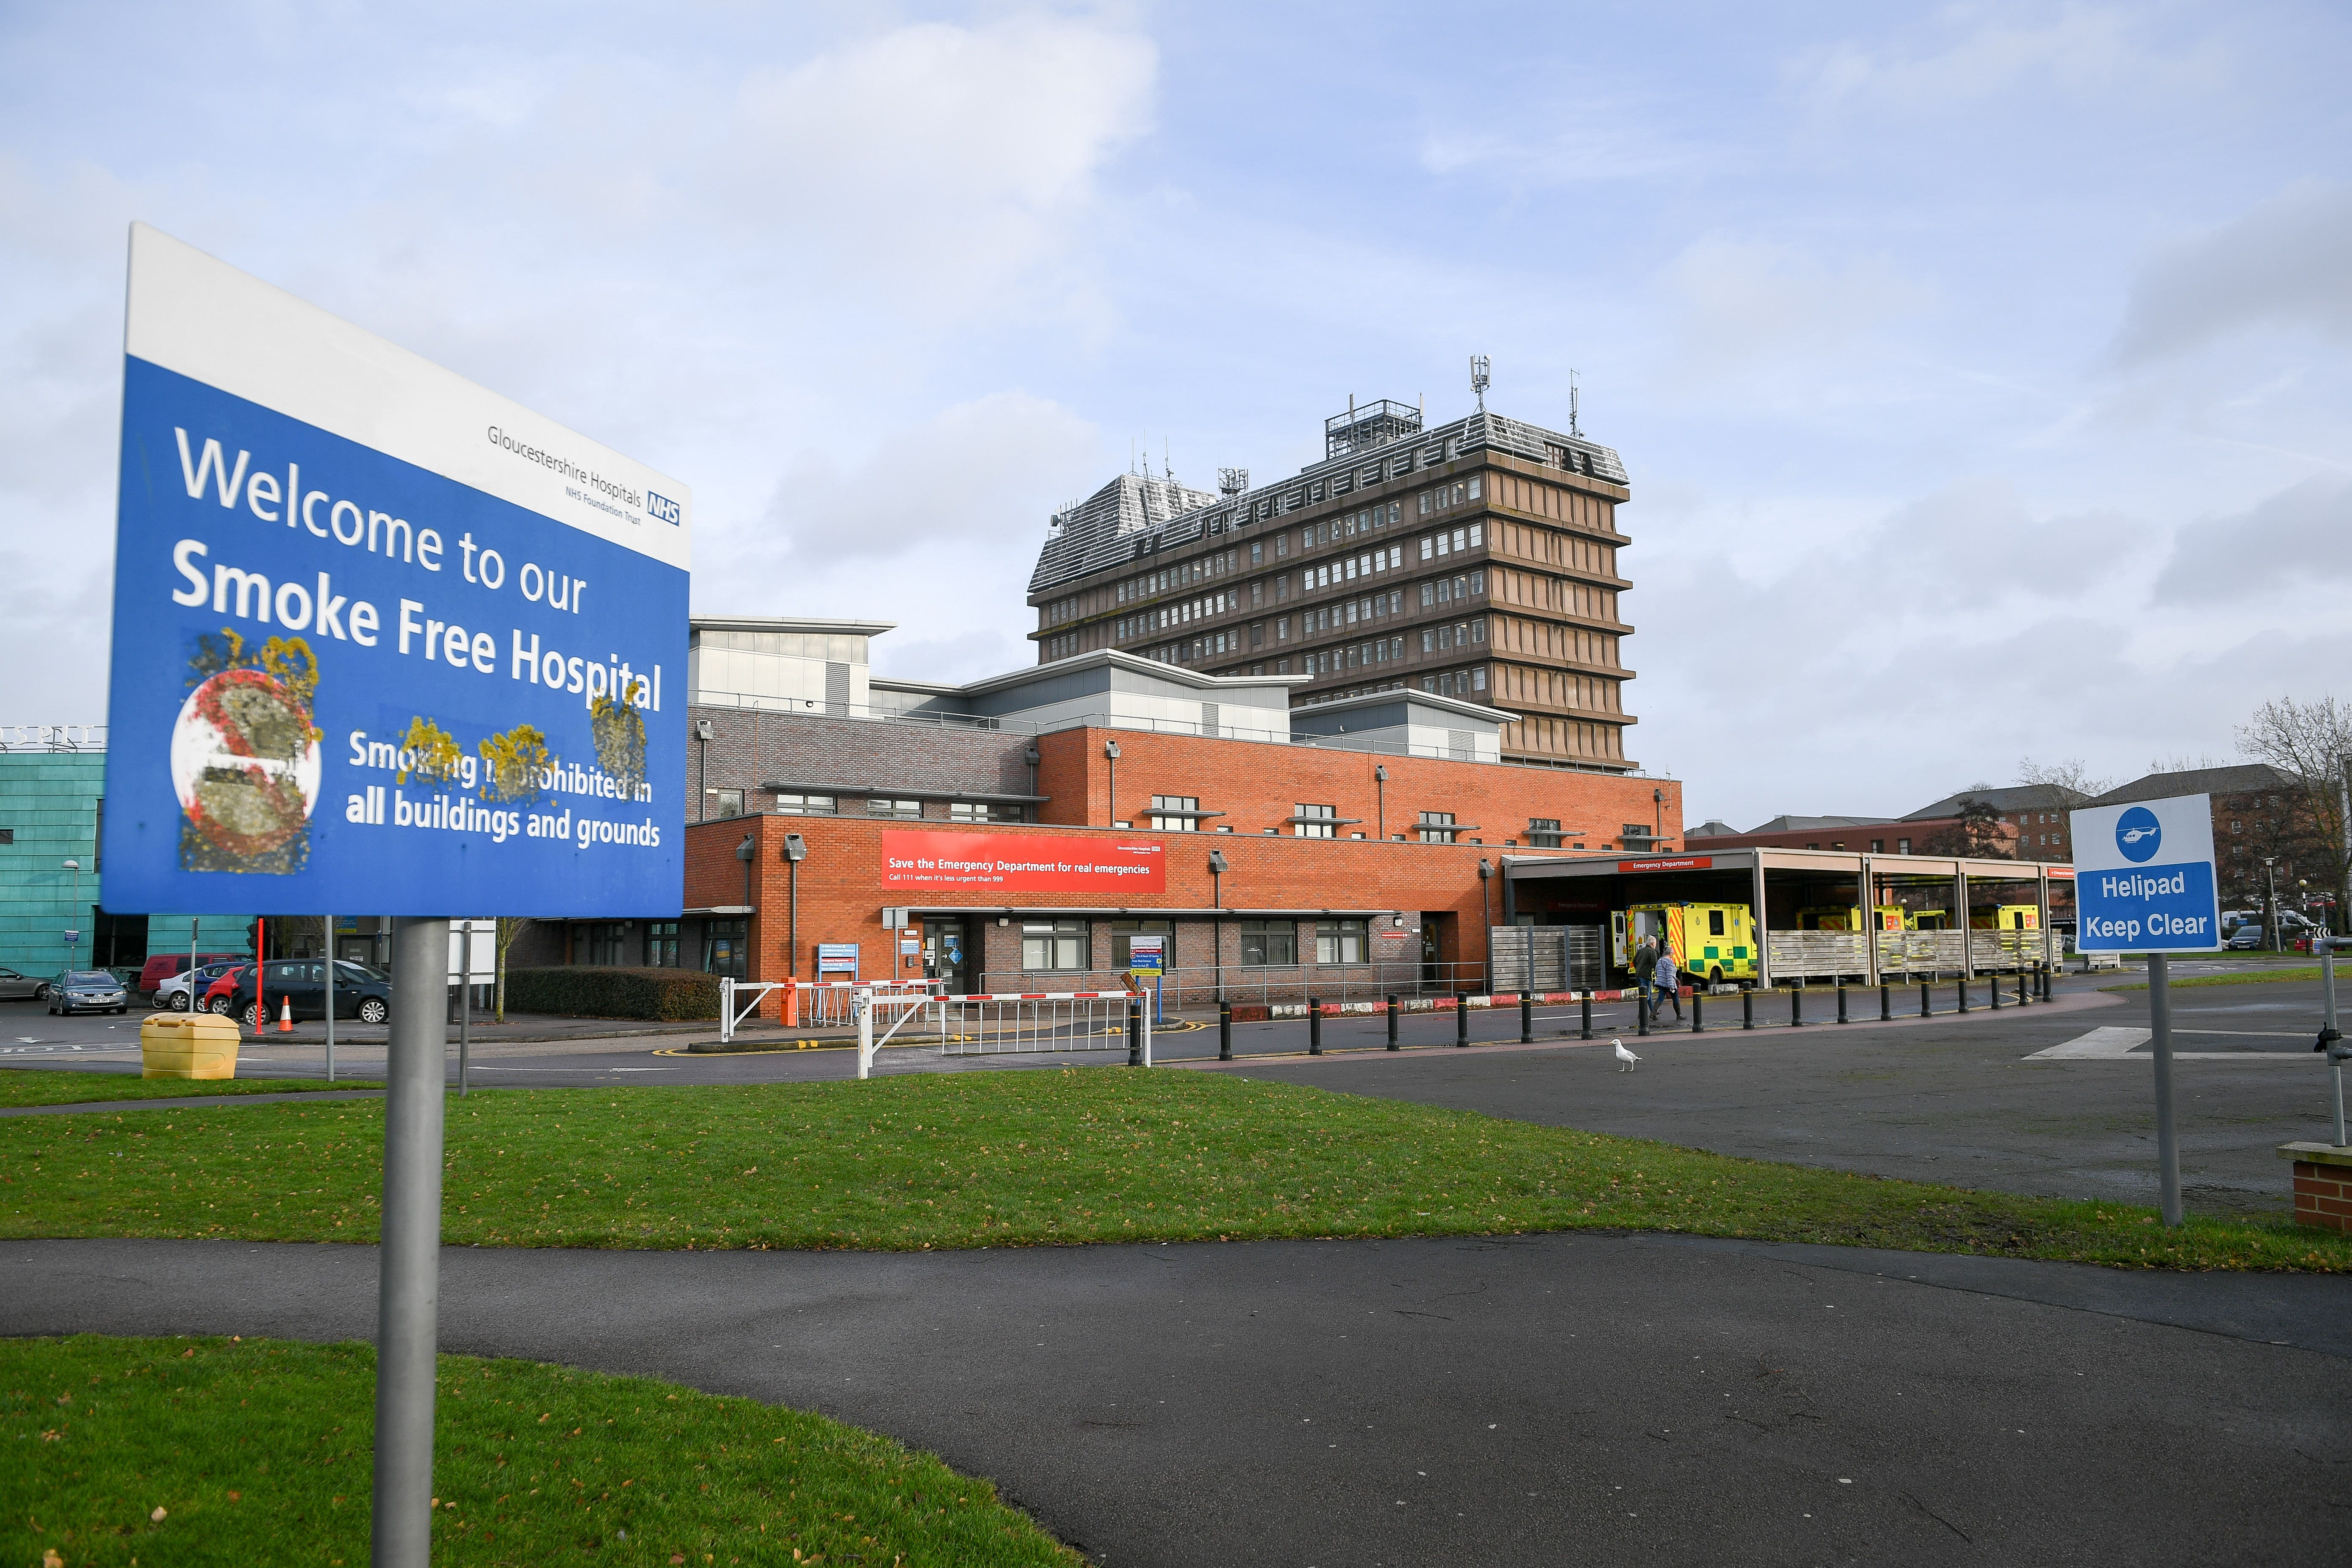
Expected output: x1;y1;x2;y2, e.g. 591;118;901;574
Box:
47;969;130;1015
155;959;246;1012
136;950;245;1001
225;960;392;1029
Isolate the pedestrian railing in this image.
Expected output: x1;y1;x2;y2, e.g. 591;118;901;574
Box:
937;991;1138;1058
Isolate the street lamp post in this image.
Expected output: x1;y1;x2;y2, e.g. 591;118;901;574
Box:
1104;740;1121;825
782;833;808;977
1478;858;1494;991
62;859;81;964
2264;855;2281;953
1375;765;1388;841
1208;849;1229;1002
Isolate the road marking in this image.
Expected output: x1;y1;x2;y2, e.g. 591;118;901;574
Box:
2174;1028;2313;1039
2027;1028;2148;1059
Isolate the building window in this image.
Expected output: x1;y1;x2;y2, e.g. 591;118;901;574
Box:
1021;919;1089;971
1870;839;1885;853
866;798;923;819
704;788;743;818
1294;803;1338;838
1315;919;1367;964
1897;837;1912;854
647;921;681;968
1111;919;1172;968
1418;811;1458;844
1150;795;1200;832
584;921;627;965
949;801;1023;822
1240;919;1297;966
702;919;748;980
775;792;836;815
1528;817;1563;849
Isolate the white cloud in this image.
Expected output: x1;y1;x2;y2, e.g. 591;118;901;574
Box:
2108;182;2352;364
1655;235;1933;390
1799;5;2223;112
2151;472;2352;603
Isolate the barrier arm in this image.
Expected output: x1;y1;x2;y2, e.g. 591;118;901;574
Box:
717;976;792;1044
855;983;938;1080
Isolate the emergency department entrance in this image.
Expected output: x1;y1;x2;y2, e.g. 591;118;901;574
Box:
1500;848;2074;988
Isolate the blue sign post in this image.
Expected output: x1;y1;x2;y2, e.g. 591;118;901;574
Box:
104;225;691;1568
2071;792;2220;1227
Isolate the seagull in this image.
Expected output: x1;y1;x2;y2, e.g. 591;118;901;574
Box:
1613;1038;1640;1072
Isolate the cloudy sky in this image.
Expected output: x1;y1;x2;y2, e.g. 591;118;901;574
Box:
4;2;2346;830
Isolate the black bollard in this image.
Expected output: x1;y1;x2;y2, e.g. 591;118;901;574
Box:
1791;985;1805;1028
1127;999;1142;1067
1308;996;1323;1055
1387;994;1400;1051
1919;981;1931;1018
1521;992;1534;1043
1457;996;1471;1048
1637;992;1650;1037
1880;982;1892;1021
1742;988;1755;1030
1219;1000;1233;1062
2018;969;2029;1006
1989;972;2002;1010
1580;995;1593;1040
1690;989;1704;1033
1836;984;1849;1024
1956;977;1969;1014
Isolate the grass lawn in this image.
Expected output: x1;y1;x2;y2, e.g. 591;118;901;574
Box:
2101;967;2326;992
0;1070;380;1108
1;1333;1071;1568
3;1069;2348;1271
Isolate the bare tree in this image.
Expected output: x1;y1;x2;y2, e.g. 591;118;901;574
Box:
2016;757;2114;798
1920;797;2011;859
495;917;533;1023
2235;696;2352;934
2148;751;2227;773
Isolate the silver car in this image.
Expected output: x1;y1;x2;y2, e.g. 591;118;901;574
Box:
49;970;129;1015
0;965;44;1001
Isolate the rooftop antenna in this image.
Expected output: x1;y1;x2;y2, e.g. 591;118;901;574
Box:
1568;369;1581;437
1164;436;1174;489
1470;355;1490;412
1217;466;1247;497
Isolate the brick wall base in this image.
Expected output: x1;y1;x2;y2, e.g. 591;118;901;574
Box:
2292;1158;2352;1233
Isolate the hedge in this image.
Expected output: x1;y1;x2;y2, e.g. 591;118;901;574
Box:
504;966;721;1021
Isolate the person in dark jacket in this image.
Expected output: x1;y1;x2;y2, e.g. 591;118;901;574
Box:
1633;936;1658;1022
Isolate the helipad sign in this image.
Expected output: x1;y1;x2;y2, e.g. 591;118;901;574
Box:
2068;794;2219;952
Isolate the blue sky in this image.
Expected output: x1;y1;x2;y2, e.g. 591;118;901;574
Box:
4;2;2347;829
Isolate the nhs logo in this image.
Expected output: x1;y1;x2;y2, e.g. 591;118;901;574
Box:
646;491;682;525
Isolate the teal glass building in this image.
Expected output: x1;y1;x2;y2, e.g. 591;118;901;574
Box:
0;742;250;980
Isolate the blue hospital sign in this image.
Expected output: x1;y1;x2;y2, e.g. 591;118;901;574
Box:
2069;794;2220;952
101;225;689;918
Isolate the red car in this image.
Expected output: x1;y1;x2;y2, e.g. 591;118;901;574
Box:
201;965;252;1016
137;950;245;999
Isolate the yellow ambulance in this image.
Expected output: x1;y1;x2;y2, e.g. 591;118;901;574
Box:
1614;902;1757;987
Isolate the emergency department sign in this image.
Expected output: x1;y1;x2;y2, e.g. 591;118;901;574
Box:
102;225;689;917
2069;794;2220;953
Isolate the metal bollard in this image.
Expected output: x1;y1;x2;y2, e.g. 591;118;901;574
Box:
1742;989;1755;1030
1308;996;1323;1055
1219;1000;1233;1062
1580;995;1593;1040
1690;989;1703;1033
2018;970;2029;1006
1919;981;1931;1018
1521;992;1534;1043
1127;999;1142;1067
1989;972;2002;1010
1956;977;1969;1014
1836;984;1849;1024
1457;996;1471;1048
1637;992;1650;1036
1791;985;1804;1028
1387;994;1401;1051
1880;983;1892;1021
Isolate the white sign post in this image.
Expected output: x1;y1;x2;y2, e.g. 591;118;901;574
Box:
2070;793;2221;1226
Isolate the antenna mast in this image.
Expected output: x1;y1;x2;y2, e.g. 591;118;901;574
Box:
1470;354;1490;413
1568;369;1581;437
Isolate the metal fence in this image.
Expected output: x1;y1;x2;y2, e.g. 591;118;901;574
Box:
937;991;1138;1056
1129;961;1490;1010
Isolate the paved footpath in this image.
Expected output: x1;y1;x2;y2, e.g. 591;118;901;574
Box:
7;1234;2350;1566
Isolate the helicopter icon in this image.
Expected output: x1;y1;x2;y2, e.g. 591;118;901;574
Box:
2119;826;2160;844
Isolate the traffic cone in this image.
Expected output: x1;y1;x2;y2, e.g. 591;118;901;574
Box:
278;996;294;1033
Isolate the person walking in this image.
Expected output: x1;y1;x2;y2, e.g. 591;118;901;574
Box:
1633;936;1658;1026
1655;940;1684;1021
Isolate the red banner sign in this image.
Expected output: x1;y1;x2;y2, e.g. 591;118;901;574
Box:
879;830;1167;893
1617;855;1714;874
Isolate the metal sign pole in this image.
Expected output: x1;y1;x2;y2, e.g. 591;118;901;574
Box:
459;922;473;1097
374;915;450;1568
2323;950;2344;1147
324;915;335;1085
2149;952;2182;1227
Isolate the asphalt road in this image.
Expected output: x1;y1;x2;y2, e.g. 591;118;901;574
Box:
8;1233;2350;1567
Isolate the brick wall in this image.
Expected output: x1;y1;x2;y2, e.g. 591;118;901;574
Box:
686;707;1034;821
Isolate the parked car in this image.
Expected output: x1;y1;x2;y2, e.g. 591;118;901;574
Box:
2227;925;2274;950
0;965;46;1001
226;960;392;1029
137;950;247;999
200;965;253;1015
155;959;246;1012
47;969;129;1015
